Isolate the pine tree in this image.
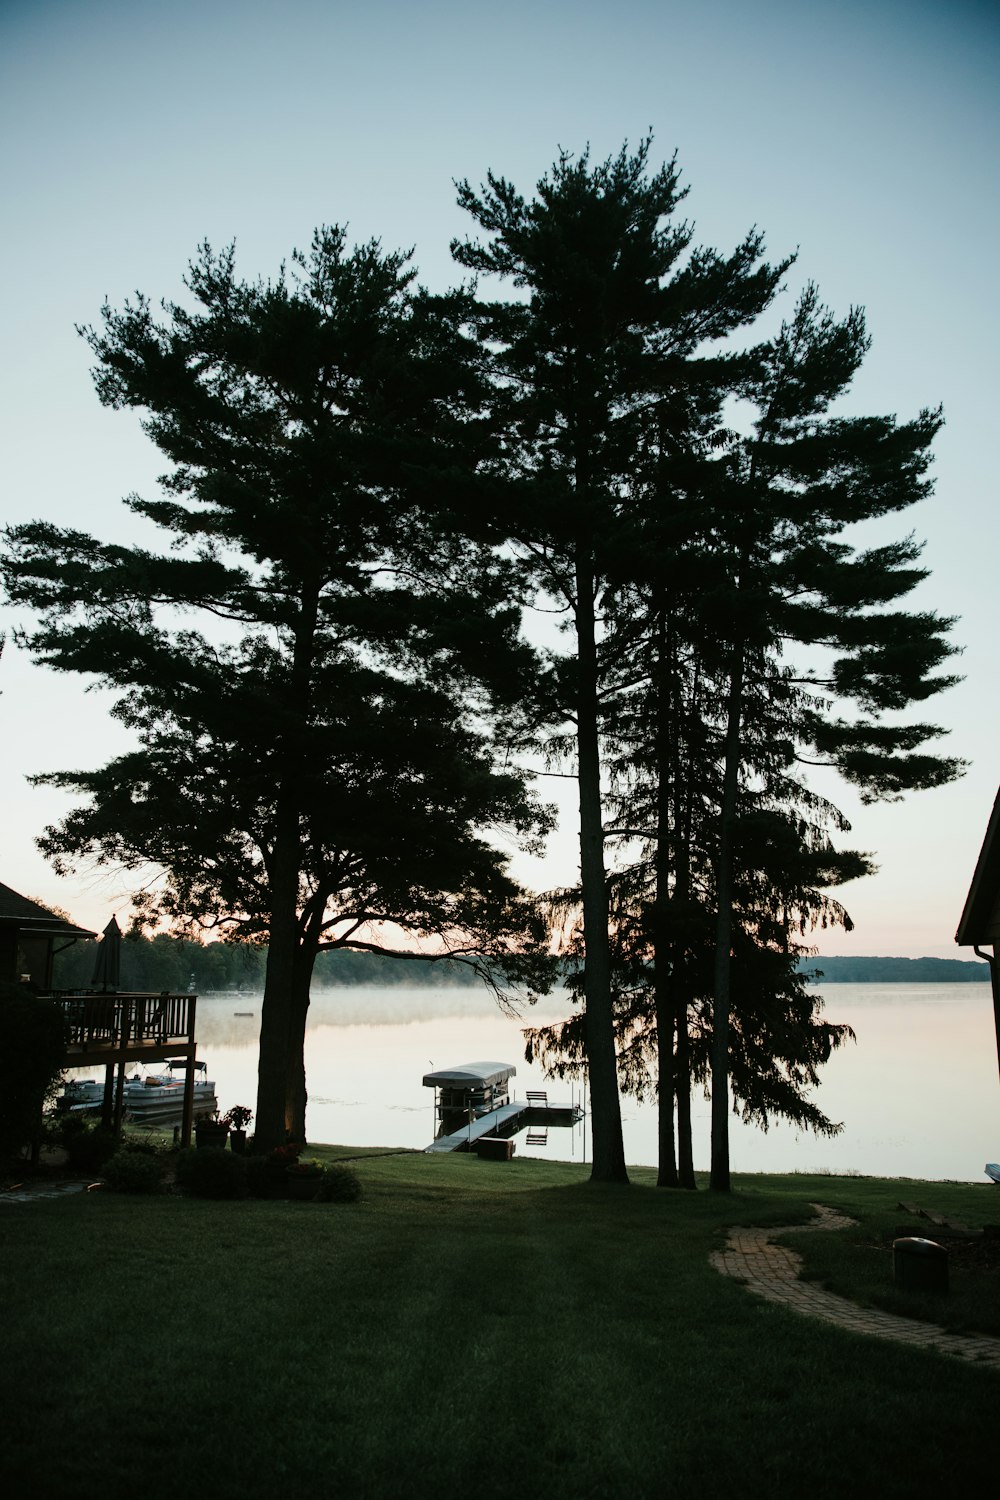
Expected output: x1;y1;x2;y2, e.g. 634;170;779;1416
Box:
453;139;787;1183
532;279;961;1191
2;229;552;1149
698;286;962;1190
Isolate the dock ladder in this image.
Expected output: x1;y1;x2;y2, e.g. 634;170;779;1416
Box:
526;1089;548;1147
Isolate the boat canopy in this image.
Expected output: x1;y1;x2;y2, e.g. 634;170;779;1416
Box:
422;1061;516;1090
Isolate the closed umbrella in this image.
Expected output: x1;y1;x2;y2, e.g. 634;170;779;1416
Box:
91;915;122;992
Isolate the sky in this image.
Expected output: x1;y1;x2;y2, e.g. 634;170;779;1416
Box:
0;0;997;956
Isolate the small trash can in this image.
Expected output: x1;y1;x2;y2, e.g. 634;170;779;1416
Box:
893;1236;948;1293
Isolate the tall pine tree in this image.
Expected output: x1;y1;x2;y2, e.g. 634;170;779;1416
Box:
700;286;961;1190
453;140;787;1182
3;229;552;1148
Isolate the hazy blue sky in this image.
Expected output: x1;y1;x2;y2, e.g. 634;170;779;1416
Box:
1;0;997;955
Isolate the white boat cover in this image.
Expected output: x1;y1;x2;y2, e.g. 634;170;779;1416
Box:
422;1060;516;1090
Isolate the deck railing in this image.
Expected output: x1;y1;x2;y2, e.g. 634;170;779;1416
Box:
54;992;196;1051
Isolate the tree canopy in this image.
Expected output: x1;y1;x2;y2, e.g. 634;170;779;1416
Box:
3;229;554;1149
451;140;792;1182
451;142;959;1189
2;140;963;1179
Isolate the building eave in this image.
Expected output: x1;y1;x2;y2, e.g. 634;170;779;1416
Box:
955;785;1000;946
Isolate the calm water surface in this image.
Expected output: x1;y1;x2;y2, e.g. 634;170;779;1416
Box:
186;982;998;1182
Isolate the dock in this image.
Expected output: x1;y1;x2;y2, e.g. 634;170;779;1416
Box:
423;1098;584;1154
424;1101;530;1153
421;1059;583;1154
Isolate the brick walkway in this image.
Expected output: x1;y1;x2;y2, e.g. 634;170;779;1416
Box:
0;1179;88;1204
711;1203;1000;1369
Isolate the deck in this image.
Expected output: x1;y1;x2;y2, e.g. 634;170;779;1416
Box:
48;991;201;1144
55;992;197;1066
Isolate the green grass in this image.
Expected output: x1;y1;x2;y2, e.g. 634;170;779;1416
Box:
2;1153;998;1499
776;1175;1000;1337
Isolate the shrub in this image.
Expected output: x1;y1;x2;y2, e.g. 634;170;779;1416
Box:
315;1163;363;1203
286;1157;324;1179
102;1150;165;1195
0;985;66;1161
175;1146;248;1200
244;1154;286;1198
265;1143;303;1167
62;1122;119;1173
120;1132;163;1158
244;1143;306;1198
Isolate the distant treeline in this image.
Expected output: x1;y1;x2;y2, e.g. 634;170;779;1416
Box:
52;933;992;992
799;955;989;984
52;933;482;992
315;949;480;987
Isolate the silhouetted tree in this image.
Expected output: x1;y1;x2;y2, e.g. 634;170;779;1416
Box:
3;230;552;1150
700;286;961;1190
453;139;787;1183
523;269;960;1192
525;788;865;1179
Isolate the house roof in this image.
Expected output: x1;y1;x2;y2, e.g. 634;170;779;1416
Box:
955;787;1000;946
0;881;96;939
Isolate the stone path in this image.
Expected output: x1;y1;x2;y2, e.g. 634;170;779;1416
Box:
711;1203;1000;1369
0;1179;88;1204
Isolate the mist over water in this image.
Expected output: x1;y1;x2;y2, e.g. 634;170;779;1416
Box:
186;983;997;1182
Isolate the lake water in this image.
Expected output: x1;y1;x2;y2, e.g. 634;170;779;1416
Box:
178;982;998;1183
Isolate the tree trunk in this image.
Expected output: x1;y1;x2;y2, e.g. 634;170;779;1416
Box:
654;968;678;1187
285;942;319;1142
255;802;300;1152
709;644;745;1193
675;998;696;1188
674;737;697;1192
254;578;320;1152
575;548;628;1185
654;610;678;1187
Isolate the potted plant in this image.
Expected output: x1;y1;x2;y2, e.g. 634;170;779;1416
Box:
285;1156;324;1201
248;1142;302;1198
222;1105;253;1155
194;1111;230;1151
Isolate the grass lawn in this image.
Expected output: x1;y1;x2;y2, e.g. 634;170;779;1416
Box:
2;1149;998;1499
778;1175;1000;1337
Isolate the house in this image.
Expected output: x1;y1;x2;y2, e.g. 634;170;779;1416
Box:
0;881;95;988
1;879;203;1144
955;786;1000;1085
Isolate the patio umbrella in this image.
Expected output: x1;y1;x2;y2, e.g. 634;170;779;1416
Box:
91;915;122;991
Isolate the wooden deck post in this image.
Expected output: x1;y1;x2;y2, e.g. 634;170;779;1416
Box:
181;1053;196;1148
101;1063;115;1129
112;1060;127;1136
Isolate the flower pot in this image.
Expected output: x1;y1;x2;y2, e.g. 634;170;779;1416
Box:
195;1121;230;1151
229;1129;248;1156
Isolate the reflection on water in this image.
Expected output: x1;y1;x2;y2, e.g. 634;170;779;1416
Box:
193;982;997;1183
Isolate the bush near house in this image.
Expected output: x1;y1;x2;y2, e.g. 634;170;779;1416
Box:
174;1146;248;1199
60;1119;118;1173
0;983;65;1163
315;1162;363;1202
102;1150;165;1195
